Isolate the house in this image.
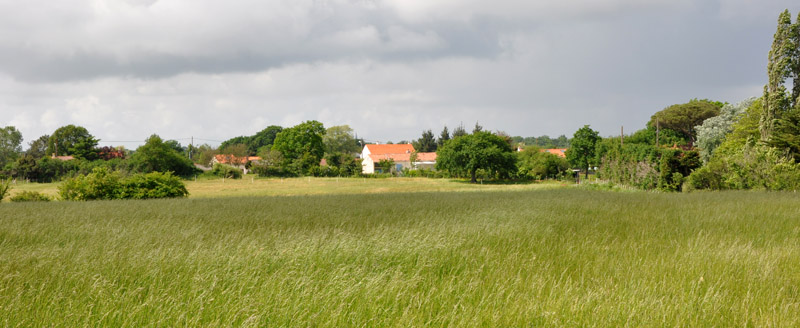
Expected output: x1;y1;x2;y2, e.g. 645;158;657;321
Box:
211;154;262;174
360;144;437;174
541;148;567;158
51;153;74;161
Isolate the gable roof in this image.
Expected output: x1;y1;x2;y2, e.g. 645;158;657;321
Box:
214;154;261;164
369;152;437;163
364;144;415;155
541;148;567;158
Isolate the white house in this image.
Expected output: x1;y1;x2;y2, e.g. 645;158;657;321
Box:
361;144;437;174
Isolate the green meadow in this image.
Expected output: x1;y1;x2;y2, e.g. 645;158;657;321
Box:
1;180;799;326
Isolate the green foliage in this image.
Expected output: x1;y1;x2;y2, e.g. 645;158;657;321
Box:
597;143;662;190
657;149;701;192
272;120;325;175
768;106;800;162
0;126;23;168
25;134;50;158
10;191;51;202
47;125;99;160
323;125;360;155
513;135;571;148
761;9;797;140
695;97;757;162
58;167;124;200
59;168;188;201
451;124;468;138
220;126;283;156
648;100;722;144
686;143;800;191
211;163;243;179
130;135;197;177
0;179;10;201
436;131;517;183
516;147;568;180
565;125;600;178
713;98;764;158
119;172;189;200
412;130;437;152
376;159;395;174
437;126;450;148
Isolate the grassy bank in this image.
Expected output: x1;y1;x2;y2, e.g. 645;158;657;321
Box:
1;189;799;326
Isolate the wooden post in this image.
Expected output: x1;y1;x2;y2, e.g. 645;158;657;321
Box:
621;126;624;146
656;117;660;147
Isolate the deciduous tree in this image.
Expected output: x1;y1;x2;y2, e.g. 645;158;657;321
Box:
566;125;600;179
435;131;516;183
648;100;721;145
47;125;99;160
0;126;23;168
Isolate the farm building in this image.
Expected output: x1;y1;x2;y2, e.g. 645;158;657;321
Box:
361;144;437;174
541;148;567;158
211;154;262;174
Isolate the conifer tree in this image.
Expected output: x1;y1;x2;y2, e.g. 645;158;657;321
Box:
761;10;795;141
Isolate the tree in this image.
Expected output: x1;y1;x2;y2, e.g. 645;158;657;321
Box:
130;134;197;176
193;144;218;165
323;125;360;155
438;126;450;148
435;131;517;183
695;97;757;162
413;129;437;152
272;120;325;174
648;100;722;145
761;10;796;140
26;135;50;158
47;125;99;160
452;124;468;138
517;146;568;180
769;106;800;162
566;125;600;179
0;126;23;168
248;125;283;155
472;122;483;134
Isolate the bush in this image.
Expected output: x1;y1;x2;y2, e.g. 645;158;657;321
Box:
0;179;11;201
120;172;189;199
59;168;189;201
211;163;243;179
10;191;51;202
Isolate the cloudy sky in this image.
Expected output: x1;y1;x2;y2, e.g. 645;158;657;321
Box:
1;0;799;148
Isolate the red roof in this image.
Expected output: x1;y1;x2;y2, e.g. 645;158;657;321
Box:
541;148;567;158
365;144;415;155
369;152;437;162
214;155;261;164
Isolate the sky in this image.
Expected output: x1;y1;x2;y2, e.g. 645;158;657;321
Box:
1;0;799;148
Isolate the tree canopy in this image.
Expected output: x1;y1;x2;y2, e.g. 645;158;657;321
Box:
413;129;437;152
565;125;600;178
130;134;197;176
648;99;722;145
272;120;325;174
0;126;23;168
47;125;99;160
323;125;360;155
435;131;516;183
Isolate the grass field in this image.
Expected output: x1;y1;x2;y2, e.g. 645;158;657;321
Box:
1;181;799;326
3;176;563;201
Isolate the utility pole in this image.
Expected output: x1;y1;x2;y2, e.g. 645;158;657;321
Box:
190;136;194;160
621;126;624;146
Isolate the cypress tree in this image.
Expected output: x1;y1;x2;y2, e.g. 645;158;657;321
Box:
761;10;795;141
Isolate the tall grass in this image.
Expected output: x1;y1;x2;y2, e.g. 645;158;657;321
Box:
1;189;798;326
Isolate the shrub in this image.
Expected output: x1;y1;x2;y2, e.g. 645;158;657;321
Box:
0;179;11;201
59;168;189;201
211;163;243;179
120;172;189;199
59;167;123;200
10;191;51;202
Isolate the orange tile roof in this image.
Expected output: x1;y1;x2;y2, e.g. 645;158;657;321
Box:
369;152;437;162
540;148;567;158
365;144;415;155
214;154;261;164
